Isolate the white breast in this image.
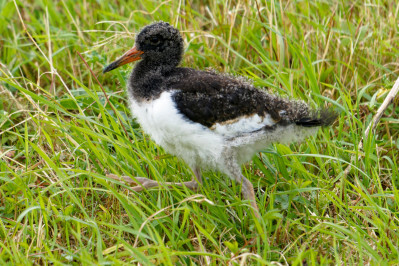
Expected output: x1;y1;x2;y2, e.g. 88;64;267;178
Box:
128;91;225;169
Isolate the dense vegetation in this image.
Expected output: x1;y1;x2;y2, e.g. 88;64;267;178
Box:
1;0;398;264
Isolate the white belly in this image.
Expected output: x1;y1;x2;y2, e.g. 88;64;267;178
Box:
128;91;318;173
128;91;225;169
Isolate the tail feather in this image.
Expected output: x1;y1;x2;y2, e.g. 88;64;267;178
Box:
295;108;338;127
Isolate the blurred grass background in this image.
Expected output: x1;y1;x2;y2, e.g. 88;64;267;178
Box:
1;0;399;264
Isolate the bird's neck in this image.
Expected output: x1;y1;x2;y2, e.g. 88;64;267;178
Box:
128;60;178;101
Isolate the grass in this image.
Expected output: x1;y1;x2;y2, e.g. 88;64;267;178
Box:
1;0;399;264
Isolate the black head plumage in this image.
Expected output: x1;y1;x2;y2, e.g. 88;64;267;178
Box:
135;22;184;68
103;21;183;73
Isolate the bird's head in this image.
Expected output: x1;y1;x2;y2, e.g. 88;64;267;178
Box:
103;21;184;73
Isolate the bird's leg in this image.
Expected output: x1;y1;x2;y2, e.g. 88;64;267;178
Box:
240;176;260;218
169;166;202;191
106;167;202;192
192;167;202;184
224;157;260;218
106;174;161;191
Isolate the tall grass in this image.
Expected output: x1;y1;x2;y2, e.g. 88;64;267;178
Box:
1;0;398;264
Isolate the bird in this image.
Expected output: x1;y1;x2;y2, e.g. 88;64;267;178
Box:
103;21;337;218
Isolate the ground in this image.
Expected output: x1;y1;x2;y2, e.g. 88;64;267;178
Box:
0;0;398;264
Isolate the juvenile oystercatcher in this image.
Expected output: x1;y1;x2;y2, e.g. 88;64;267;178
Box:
103;21;337;218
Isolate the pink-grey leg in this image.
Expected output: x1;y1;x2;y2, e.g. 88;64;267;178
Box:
223;150;260;218
106;166;202;192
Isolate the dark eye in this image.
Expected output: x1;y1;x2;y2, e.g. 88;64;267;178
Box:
149;35;161;45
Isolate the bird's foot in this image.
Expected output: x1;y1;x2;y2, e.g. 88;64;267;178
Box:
106;174;200;192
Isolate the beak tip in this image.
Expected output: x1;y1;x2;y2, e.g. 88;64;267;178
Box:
103;63;115;74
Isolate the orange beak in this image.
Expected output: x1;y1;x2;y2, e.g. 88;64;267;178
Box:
103;46;144;73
